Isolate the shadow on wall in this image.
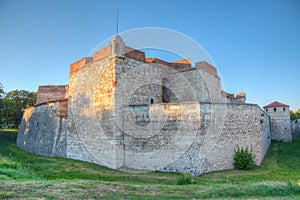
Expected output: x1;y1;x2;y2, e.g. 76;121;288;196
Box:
16;100;68;157
292;119;300;138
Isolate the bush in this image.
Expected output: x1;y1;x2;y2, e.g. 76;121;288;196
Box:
176;172;194;185
233;146;255;170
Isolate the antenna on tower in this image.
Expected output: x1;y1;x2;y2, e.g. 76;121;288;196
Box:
116;9;119;36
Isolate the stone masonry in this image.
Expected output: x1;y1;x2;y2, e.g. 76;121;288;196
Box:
17;35;282;175
291;119;300;137
17;99;68;157
36;85;68;104
263;101;292;142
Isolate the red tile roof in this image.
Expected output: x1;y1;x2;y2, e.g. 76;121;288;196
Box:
263;101;289;108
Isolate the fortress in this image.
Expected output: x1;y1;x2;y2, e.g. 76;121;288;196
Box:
17;36;291;175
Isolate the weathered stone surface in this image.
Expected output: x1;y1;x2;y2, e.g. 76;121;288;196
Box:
291;119;300;137
67;55;123;169
123;102;200;171
17;100;68;157
36;85;68;105
263;103;292;142
17;36;274;175
160;103;270;175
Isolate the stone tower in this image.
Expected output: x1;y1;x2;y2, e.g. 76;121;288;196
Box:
263;101;292;142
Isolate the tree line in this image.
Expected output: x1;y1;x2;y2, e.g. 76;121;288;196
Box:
0;83;37;128
290;109;300;121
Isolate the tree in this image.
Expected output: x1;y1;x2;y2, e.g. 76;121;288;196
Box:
290;110;296;120
2;98;16;125
0;87;37;126
0;82;4;98
297;110;300;120
2;89;37;126
0;98;4;124
290;109;300;120
0;83;5;124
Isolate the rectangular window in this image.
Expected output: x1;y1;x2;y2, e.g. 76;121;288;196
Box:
274;108;276;112
283;107;285;112
266;108;268;112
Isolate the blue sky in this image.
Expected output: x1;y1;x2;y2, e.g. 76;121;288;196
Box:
0;0;299;110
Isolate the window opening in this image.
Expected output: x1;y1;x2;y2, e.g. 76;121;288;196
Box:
150;98;154;104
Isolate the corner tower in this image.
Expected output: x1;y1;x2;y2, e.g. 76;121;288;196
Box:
66;35;125;169
263;101;292;142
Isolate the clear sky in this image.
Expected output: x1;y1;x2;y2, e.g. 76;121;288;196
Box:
0;0;299;110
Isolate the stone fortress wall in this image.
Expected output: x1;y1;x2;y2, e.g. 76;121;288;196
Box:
17;36;288;175
123;102;270;175
16;99;68;157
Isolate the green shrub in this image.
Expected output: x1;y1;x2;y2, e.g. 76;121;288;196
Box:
176;172;194;185
233;146;255;170
0;191;13;199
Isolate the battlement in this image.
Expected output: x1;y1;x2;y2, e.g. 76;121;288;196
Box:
195;61;217;76
36;85;68;105
69;37;215;76
221;91;246;103
70;57;93;77
93;46;110;61
169;59;191;71
125;47;146;61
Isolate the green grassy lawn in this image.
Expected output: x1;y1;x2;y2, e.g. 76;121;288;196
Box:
0;130;300;199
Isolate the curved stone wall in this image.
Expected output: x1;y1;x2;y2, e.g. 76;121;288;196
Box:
16;100;67;157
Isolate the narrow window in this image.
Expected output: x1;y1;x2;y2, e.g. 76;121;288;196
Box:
274;108;276;112
162;78;169;103
150;98;154;104
266;108;268;112
283;107;285;112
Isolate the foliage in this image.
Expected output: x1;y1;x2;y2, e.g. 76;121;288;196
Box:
233;146;255;170
0;83;4;98
176;172;194;185
290;109;300;120
0;130;300;199
0;83;37;126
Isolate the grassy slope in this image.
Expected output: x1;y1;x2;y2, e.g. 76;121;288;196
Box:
0;130;300;199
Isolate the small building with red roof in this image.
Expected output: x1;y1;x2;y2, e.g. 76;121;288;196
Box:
263;101;292;142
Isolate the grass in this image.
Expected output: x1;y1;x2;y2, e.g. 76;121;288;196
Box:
0;130;300;199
